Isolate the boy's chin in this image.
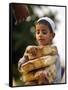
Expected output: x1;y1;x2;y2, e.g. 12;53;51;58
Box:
39;43;47;46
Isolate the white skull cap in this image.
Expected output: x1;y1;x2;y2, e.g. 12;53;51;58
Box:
37;17;55;31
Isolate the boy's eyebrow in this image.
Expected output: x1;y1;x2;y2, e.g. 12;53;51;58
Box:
36;29;48;31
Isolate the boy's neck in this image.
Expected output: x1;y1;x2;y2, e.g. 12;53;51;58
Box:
39;42;53;47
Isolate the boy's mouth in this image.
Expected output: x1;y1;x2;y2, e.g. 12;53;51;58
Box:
39;39;44;41
38;39;45;44
38;39;46;45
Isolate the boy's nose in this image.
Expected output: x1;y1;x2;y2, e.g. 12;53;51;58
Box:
38;32;43;37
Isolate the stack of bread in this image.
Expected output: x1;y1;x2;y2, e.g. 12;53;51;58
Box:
19;45;58;84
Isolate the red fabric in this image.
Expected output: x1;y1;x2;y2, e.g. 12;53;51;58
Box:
13;4;29;22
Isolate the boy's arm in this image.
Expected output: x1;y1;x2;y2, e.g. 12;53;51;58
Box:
18;55;29;72
20;55;56;73
34;55;61;84
18;45;36;72
18;46;30;72
34;64;57;84
43;54;61;84
18;45;58;71
44;54;61;84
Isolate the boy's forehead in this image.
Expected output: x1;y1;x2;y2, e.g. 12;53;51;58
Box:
36;23;49;29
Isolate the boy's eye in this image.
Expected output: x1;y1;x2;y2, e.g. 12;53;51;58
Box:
36;31;40;34
42;31;48;34
36;30;48;35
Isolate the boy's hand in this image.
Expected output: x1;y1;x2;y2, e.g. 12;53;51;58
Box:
35;70;49;84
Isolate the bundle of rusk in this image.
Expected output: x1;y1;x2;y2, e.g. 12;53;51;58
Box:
20;45;58;83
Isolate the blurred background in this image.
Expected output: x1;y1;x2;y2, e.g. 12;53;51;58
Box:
10;3;65;86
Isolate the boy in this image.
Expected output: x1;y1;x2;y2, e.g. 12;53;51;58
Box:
18;17;61;85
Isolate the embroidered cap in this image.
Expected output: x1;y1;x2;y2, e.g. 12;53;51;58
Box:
37;17;55;31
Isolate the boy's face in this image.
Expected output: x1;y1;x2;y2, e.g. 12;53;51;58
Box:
35;23;54;46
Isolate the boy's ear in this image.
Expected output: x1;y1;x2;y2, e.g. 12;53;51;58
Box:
52;33;55;38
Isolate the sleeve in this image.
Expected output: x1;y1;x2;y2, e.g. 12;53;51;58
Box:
18;55;29;71
53;54;61;83
18;47;29;72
